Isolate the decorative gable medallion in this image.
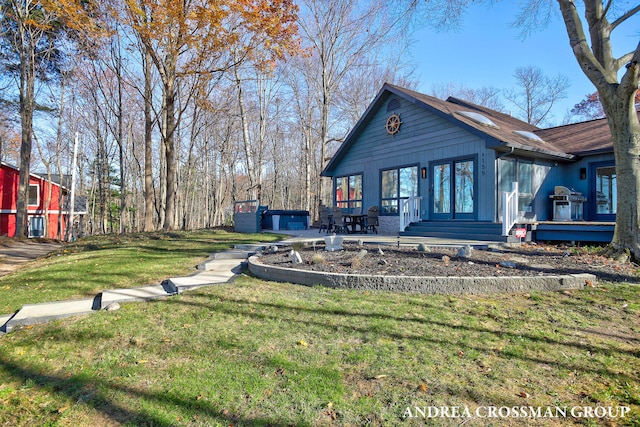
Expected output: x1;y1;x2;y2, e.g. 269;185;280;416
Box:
385;113;402;137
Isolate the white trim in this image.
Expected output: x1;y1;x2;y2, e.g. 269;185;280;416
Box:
28;183;40;206
28;215;45;238
0;209;83;215
0;162;68;191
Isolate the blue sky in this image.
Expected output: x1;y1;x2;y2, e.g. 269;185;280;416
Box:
409;2;640;124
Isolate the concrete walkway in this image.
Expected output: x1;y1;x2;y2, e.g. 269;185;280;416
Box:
0;243;268;336
0;232;497;336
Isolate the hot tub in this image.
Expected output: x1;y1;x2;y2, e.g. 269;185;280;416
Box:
262;210;310;231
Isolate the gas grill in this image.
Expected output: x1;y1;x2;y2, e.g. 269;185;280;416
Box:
550;186;586;221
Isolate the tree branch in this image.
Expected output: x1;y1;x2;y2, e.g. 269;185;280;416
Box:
610;4;640;31
557;0;614;86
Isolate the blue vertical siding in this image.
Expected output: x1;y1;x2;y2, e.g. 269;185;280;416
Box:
330;93;498;221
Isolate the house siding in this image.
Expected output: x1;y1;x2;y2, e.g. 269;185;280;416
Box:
330;93;497;222
0;164;67;238
324;84;619;242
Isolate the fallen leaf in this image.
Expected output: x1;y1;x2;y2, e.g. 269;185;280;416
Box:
458;351;464;357
519;391;530;398
418;383;428;392
374;374;388;379
297;339;308;347
57;406;69;413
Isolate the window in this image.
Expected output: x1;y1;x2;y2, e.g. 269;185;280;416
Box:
456;111;500;129
335;174;362;209
29;216;45;238
595;165;616;215
28;184;39;206
381;166;418;214
499;158;533;214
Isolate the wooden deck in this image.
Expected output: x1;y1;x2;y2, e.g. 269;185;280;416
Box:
400;220;615;243
529;221;615;243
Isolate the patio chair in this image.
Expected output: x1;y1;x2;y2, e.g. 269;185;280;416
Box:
364;206;379;234
318;206;332;234
331;207;348;234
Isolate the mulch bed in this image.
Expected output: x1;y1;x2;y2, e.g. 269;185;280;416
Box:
258;242;640;283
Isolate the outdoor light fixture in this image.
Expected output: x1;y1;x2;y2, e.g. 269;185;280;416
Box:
580;168;587;180
421;167;427;179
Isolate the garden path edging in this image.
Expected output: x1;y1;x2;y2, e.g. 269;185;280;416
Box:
247;255;596;295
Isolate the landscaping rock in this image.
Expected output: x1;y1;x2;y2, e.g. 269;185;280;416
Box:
290;250;303;264
500;261;517;269
105;302;121;311
324;235;344;252
457;245;472;258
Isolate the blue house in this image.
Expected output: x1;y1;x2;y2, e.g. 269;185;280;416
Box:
321;83;621;242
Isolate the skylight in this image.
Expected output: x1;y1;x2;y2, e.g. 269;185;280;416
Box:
456;111;499;129
513;130;545;142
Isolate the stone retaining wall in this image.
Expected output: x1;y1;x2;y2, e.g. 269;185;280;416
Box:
248;256;595;295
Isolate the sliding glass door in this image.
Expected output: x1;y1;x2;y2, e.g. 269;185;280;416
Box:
431;157;476;219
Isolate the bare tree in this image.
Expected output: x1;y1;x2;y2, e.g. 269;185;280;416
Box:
429;82;505;111
295;0;416;206
414;0;640;258
0;0;61;237
504;65;570;126
556;1;640;258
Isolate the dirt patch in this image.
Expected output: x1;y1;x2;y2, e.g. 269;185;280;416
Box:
259;242;640;283
0;239;61;277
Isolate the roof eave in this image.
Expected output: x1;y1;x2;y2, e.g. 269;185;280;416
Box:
491;143;576;161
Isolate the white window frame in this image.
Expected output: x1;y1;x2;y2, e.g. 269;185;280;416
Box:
28;184;40;206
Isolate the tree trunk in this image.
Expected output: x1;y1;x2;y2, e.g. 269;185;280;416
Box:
235;65;256;197
556;0;640;259
15;40;36;238
162;74;178;230
601;89;640;257
143;49;155;231
116;52;127;234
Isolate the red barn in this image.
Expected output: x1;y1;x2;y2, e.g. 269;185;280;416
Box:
0;162;69;239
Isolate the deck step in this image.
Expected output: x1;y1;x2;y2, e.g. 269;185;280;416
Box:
400;221;510;242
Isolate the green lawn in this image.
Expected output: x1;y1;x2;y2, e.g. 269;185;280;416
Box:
0;273;638;425
0;229;282;314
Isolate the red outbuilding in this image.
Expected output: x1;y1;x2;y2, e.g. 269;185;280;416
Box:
0;162;69;238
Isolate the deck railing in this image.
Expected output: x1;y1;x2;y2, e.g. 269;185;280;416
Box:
399;196;422;231
501;182;518;236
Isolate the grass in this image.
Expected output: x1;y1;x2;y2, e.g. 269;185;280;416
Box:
0;229;282;314
0;233;638;426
